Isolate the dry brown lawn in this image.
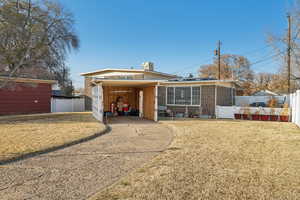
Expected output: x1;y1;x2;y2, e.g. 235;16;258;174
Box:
0;113;105;161
92;120;300;200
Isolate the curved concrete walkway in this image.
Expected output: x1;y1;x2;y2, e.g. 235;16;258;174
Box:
0;117;173;200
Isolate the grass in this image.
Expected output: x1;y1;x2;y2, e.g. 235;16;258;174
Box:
0;112;105;161
91;120;300;200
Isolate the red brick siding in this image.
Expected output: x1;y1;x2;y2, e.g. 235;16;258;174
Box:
0;82;52;115
84;77;92;110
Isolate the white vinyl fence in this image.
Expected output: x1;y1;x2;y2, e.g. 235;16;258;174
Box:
235;96;287;106
216;106;290;119
215;106;236;119
51;98;85;112
290;90;300;127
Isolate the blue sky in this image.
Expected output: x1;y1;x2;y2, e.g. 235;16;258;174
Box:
59;0;290;88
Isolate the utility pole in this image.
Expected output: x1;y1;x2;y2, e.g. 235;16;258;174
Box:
287;14;292;93
215;41;221;80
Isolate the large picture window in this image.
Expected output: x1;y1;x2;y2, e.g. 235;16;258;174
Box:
166;86;200;106
175;87;191;105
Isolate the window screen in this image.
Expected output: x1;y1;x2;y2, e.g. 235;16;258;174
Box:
167;87;174;104
175;87;191;105
192;87;201;105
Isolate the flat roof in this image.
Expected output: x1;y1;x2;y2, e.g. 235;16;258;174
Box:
93;79;237;88
93;79;160;87
80;68;178;78
0;77;57;84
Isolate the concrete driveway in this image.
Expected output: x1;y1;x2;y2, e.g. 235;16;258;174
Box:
0;117;173;200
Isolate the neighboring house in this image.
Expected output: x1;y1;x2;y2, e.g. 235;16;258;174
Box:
252;90;279;96
0;77;57;115
81;62;237;122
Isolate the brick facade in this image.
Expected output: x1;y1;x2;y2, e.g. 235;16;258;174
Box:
0;82;52;115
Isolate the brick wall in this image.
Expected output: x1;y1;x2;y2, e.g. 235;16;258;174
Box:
0;82;52;115
84;77;93;110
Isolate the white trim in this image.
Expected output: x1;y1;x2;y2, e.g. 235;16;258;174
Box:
93;79;160;84
231;88;234;105
139;90;143;118
81;68;178;78
190;87;192;105
166;104;201;107
165;87;168;105
0;76;57;84
154;85;158;122
215;85;217;114
200;86;202;107
173;87;175;105
164;83;218;87
91;79;237;86
191;86;201;106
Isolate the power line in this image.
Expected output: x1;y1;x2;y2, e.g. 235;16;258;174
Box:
171;57;212;75
172;44;281;77
249;52;284;67
239;44;273;57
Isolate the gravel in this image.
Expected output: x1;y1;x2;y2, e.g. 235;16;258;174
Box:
0;117;173;200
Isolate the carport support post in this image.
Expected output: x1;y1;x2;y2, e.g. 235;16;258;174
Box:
98;83;103;122
215;85;218;118
154;85;158;122
139;90;143;118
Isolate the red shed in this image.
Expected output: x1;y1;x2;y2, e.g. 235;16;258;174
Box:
0;77;57;115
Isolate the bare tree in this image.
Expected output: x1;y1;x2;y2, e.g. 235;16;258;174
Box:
0;0;79;90
198;54;253;80
267;0;300;92
198;54;254;95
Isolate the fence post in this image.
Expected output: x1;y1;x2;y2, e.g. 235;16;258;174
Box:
72;98;74;112
51;98;53;112
291;93;294;123
51;98;55;113
296;90;300;127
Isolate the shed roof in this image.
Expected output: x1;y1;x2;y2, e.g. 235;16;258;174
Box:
252;90;279;96
92;78;237;88
0;76;57;84
80;68;178;78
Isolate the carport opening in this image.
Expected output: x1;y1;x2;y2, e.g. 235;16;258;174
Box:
102;85;156;121
103;86;140;117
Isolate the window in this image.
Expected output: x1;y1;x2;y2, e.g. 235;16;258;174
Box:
166;86;201;105
167;87;174;104
175;87;191;105
192;87;201;105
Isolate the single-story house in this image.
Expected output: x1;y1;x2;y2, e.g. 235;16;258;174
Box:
252;90;279;96
0;77;57;115
81;62;237;122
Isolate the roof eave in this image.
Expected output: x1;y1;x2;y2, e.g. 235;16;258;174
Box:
0;76;57;84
